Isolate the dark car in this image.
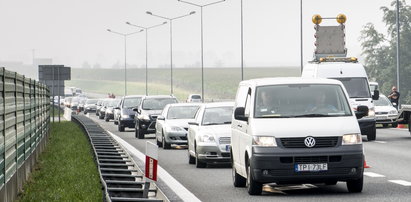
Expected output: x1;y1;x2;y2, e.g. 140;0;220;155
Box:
115;95;144;132
134;95;178;139
104;99;121;122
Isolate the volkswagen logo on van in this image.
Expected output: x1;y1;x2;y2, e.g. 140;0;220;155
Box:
304;136;316;148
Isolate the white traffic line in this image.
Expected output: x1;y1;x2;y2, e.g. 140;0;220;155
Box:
388;180;411;186
107;131;201;202
374;141;387;144
364;172;385;178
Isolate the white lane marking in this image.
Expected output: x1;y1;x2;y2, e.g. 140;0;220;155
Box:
107;131;201;202
389;180;411;186
374;141;387;144
364;172;385;178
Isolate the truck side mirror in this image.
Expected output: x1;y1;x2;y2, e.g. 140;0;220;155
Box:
372;90;379;100
234;107;248;121
355;105;369;119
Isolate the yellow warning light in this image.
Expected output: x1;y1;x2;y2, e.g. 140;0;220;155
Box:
312;15;322;24
336;14;347;24
350;57;357;62
319;57;326;62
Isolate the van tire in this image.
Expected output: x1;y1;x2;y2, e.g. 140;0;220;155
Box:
232;165;246;187
246;163;262;195
367;125;376;141
346;176;363;193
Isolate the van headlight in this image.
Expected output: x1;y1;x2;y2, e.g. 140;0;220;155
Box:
342;134;362;145
367;107;375;117
252;136;277;147
199;134;215;143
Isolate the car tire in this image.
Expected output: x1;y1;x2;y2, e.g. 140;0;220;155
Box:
325;180;338;185
136;122;145;139
84;110;87;115
162;133;171;149
392;122;398;128
157;137;163;147
188;151;195;164
366;125;376;141
99;114;104;119
105;116;109;122
246;162;262;195
195;145;206;168
232;158;246;187
382;123;388;128
114;120;118;125
346;176;363;193
118;123;125;132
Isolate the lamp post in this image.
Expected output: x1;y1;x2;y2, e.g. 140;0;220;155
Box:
240;0;244;81
300;0;303;74
125;21;168;96
177;0;226;102
146;11;196;95
107;29;143;96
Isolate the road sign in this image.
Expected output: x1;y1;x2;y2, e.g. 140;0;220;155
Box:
145;142;158;181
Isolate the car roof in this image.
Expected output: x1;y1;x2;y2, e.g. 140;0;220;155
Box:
142;95;176;99
203;102;234;108
239;77;344;87
167;103;202;107
123;95;144;99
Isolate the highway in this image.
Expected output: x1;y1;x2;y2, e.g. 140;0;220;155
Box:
86;114;411;202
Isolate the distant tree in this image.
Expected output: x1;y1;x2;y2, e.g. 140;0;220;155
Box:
360;0;411;104
81;61;91;69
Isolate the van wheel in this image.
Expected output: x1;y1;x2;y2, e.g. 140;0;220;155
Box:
346;176;363;193
163;134;171;149
246;163;262;195
391;122;398;128
367;125;376;141
232;161;246;187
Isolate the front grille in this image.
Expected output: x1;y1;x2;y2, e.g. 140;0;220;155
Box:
219;137;231;144
280;137;339;148
376;112;388;115
221;152;231;157
294;156;328;163
129;114;135;119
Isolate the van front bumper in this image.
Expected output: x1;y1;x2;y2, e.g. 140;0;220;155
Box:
250;145;363;184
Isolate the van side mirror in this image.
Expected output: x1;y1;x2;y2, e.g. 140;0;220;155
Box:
157;116;165;121
234;107;248;121
355;105;369;119
188;122;199;126
372;90;380;100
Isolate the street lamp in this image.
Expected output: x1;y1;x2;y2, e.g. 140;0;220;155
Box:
177;0;226;102
146;10;196;95
107;29;143;96
125;21;168;95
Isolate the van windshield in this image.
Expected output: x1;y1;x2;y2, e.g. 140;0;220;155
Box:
254;84;352;118
331;77;371;98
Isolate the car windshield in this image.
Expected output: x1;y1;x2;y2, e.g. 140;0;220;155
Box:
167;106;200;119
142;98;177;110
86;99;98;104
331;77;371;98
108;99;121;107
202;106;233;125
191;95;201;99
123;97;142;108
254;84;352;118
375;96;392;107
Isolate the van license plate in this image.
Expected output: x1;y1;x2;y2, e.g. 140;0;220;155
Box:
295;163;328;172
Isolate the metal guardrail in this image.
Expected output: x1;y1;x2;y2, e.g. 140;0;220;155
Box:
0;67;50;201
72;115;164;202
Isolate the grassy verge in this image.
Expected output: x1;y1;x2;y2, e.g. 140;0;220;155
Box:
50;105;64;117
17;122;101;201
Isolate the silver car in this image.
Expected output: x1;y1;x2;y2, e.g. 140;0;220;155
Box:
155;103;201;149
187;102;234;168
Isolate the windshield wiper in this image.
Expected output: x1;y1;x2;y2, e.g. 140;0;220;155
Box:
294;114;332;117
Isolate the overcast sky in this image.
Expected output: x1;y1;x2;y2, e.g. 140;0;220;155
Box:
0;0;395;68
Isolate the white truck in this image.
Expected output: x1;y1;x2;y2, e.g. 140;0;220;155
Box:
302;14;379;141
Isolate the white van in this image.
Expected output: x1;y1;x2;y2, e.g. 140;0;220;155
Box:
231;77;367;195
302;57;379;140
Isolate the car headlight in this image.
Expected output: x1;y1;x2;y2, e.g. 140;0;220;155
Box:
252;136;277;147
138;114;150;121
199;134;215;143
342;134;362;145
122;115;130;119
166;126;184;132
368;107;375;117
389;110;398;115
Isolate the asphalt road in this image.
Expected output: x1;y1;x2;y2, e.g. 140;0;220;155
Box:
85;113;411;202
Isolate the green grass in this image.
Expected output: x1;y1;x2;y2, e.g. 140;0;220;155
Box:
17;122;101;202
50;105;64;117
67;67;300;100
